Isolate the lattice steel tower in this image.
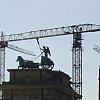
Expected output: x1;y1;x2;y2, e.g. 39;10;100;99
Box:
72;32;83;100
0;32;6;84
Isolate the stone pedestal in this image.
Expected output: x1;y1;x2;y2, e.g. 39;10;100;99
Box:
0;69;81;100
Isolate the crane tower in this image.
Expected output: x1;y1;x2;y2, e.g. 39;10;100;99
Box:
72;32;83;97
0;32;6;84
93;45;100;100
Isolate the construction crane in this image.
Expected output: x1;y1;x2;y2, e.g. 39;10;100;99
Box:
0;32;36;84
1;24;100;100
93;45;100;100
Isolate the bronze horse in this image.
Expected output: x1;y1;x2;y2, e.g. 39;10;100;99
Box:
16;56;39;69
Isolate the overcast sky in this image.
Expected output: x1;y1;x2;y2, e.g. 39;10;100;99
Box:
0;0;100;100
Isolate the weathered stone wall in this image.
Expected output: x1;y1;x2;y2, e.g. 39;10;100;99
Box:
0;69;81;100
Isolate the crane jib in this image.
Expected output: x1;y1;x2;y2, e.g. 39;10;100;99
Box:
0;24;100;42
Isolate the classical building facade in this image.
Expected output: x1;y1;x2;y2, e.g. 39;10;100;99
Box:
0;69;81;100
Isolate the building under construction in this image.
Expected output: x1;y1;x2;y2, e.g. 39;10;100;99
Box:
0;68;81;100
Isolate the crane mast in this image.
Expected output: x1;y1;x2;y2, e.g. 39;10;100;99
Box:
0;32;6;84
72;32;83;99
93;45;100;100
0;23;100;99
0;48;5;84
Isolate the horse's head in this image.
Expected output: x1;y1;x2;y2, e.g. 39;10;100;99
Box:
16;56;23;62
